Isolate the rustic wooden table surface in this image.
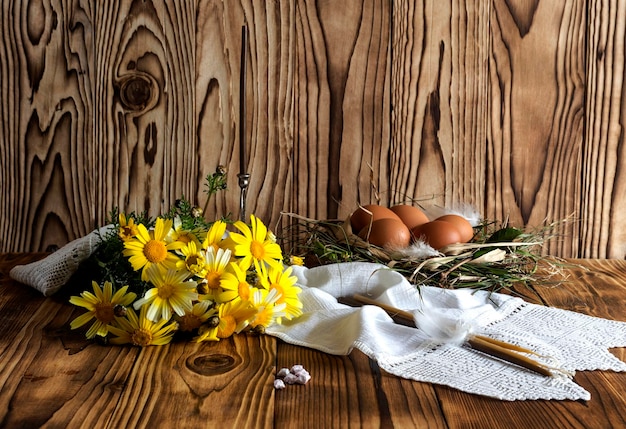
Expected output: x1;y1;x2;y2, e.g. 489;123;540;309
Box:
1;253;625;429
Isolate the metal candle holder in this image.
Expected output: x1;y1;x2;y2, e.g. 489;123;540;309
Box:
239;24;249;222
238;173;250;221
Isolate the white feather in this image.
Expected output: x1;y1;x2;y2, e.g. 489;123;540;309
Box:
412;309;473;346
423;203;482;227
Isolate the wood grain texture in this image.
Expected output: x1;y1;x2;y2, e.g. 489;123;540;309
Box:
583;0;626;258
390;1;490;212
0;0;96;251
274;341;448;428
0;0;199;250
293;0;391;221
2;0;626;260
0;266;139;427
196;0;296;227
92;0;196;221
2;253;626;428
487;0;587;258
105;337;275;428
275;344;379;428
0;253;276;428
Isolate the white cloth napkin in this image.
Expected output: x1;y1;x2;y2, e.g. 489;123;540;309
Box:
266;262;626;401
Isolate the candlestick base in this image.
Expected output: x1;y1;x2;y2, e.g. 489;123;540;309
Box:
238;173;251;221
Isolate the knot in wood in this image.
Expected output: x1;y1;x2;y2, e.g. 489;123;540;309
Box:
186;353;237;376
117;73;156;112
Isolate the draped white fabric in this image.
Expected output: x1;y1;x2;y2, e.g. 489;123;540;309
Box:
267;262;626;401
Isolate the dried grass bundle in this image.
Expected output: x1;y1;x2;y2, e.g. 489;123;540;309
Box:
279;212;568;294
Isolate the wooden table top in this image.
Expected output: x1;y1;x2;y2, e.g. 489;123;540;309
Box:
1;253;625;429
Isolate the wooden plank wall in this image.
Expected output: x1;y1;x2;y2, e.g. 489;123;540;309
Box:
1;0;625;259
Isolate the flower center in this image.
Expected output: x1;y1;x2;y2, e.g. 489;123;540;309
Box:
238;282;250;301
186;255;205;274
131;328;153;346
205;272;221;290
250;241;266;260
218;315;236;338
143;240;168;263
158;283;175;299
177;233;193;244
271;284;285;304
94;303;115;324
253;307;273;328
119;226;138;241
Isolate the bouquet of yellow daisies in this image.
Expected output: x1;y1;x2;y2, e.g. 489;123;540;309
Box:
68;177;303;346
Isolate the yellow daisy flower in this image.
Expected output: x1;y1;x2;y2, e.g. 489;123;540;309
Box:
259;263;303;322
177;241;207;278
170;216;202;247
228;215;283;273
203;220;228;253
218;261;252;303
108;305;178;346
176;300;217;332
216;300;257;339
69;281;136;339
289;255;305;266
193;323;219;343
198;247;232;301
118;213;140;241
249;288;286;329
134;265;198;322
122;217;184;281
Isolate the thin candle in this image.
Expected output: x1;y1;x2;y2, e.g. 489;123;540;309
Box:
239;25;248;175
344;294;554;377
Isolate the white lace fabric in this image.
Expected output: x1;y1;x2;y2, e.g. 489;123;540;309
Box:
9;234;626;400
266;262;626;401
9;225;113;296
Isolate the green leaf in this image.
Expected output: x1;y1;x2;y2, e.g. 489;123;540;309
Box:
486;227;523;243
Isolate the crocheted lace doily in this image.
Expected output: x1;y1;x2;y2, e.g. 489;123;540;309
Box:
9;225;113;296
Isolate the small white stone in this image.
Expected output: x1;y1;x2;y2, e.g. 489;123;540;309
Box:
291;364;305;374
283;372;298;385
296;371;311;384
276;368;290;378
273;379;286;390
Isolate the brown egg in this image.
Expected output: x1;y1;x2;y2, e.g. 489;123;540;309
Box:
411;220;462;250
389;204;430;230
436;214;474;243
359;218;411;249
350;205;401;233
